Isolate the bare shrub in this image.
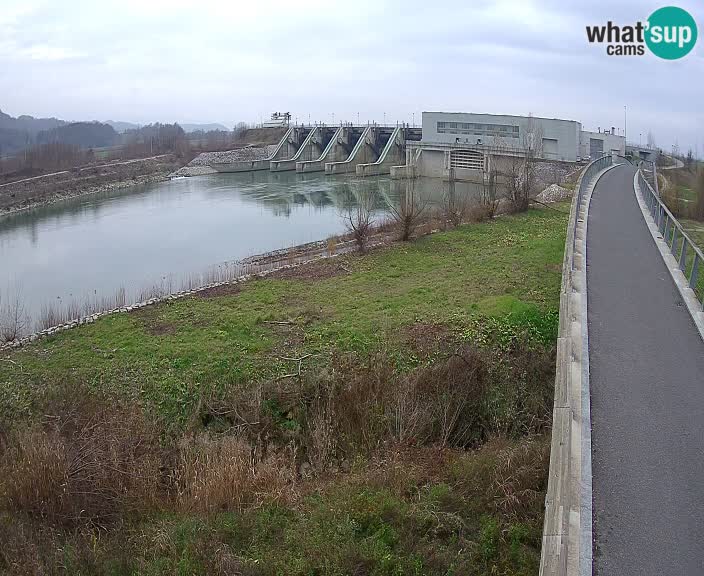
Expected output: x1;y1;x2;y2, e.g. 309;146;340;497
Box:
448;434;549;520
490;435;550;518
174;433;295;513
0;291;29;342
0;396;163;527
389;346;488;447
307;353;396;458
442;180;470;228
693;168;704;222
342;185;376;253
480;167;500;219
389;180;428;240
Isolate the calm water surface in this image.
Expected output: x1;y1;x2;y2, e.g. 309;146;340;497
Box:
0;171;479;328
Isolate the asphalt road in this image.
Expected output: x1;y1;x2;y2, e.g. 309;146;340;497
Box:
588;164;704;575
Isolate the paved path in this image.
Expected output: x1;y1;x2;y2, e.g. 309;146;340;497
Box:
587;163;704;575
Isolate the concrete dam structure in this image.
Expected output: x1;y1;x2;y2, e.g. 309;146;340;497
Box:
325;126;422;175
209;124;421;177
210;126;311;173
296;126;365;173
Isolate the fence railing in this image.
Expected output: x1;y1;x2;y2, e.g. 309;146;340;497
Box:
638;163;704;305
572;155;613;266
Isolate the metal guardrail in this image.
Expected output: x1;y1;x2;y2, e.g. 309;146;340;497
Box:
638;163;704;305
572;155;613;267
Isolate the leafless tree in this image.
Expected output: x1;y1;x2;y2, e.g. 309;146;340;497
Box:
495;153;526;212
342;185;376;252
389;180;428;240
0;291;29;343
480;164;500;219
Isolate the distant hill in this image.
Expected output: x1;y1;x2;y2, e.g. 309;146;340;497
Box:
37;122;118;149
1;110;233;158
180;123;229;133
105;120;139;133
107;120;230;134
0;110;67;155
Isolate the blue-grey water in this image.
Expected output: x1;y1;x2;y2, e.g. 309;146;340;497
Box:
0;171;478;330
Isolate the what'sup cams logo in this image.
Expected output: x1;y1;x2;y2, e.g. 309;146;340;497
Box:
586;6;697;59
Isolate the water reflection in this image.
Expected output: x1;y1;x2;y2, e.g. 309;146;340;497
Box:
0;171;484;329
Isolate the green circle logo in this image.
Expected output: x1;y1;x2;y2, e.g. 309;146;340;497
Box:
645;6;698;59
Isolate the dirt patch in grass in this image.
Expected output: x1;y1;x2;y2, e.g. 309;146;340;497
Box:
132;309;178;336
403;322;453;355
268;257;352;281
193;283;242;299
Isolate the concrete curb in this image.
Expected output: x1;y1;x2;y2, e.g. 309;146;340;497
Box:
540;161;619;576
633;172;704;342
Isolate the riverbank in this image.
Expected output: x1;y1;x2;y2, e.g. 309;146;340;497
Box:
0;155;179;216
0;204;567;574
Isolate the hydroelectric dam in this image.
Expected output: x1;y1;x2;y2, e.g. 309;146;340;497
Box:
209;124;422;176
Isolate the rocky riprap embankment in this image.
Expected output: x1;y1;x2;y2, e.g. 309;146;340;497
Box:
171;145;278;177
0;155;179;214
536;183;573;203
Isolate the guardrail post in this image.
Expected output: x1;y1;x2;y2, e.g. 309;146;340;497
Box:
691;255;700;290
679;240;688;272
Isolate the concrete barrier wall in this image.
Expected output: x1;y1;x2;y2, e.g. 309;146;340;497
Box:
539;159;614;576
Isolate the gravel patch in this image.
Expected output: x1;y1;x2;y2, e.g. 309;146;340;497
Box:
536;183;573;203
170;145;279;177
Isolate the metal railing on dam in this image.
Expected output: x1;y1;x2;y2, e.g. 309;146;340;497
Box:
638;161;704;307
539;154;614;576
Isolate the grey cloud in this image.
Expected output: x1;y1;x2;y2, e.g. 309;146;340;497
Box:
1;0;702;152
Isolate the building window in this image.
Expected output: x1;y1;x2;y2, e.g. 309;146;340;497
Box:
437;120;520;139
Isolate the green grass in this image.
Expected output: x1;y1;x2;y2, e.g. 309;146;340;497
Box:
0;206;567;428
0;205;568;576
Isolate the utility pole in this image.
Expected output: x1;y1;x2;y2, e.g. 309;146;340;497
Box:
412;112;415;128
624;105;627;144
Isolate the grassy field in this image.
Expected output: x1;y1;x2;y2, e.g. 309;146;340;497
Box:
0;204;568;575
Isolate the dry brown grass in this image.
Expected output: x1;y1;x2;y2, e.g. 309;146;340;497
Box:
174;433;296;513
0;397;163;528
449;435;550;518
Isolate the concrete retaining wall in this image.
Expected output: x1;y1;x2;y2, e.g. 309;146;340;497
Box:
540;160;615;576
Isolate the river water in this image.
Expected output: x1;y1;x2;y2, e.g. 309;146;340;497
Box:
0;171;480;331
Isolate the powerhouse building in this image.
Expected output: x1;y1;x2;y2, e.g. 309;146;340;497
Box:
411;111;625;179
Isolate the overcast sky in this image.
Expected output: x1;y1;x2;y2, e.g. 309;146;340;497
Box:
1;0;702;152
